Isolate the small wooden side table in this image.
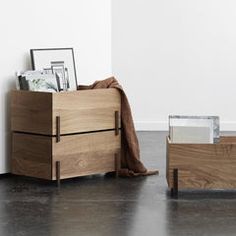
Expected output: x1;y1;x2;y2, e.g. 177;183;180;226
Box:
11;88;121;186
166;136;236;197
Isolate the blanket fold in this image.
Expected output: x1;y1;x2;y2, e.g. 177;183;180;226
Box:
79;77;159;177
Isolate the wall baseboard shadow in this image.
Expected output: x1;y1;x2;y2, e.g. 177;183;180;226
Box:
0;173;11;178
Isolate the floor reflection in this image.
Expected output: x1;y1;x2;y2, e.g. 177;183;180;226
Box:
0;176;55;235
49;175;148;236
0;174;153;236
166;190;236;236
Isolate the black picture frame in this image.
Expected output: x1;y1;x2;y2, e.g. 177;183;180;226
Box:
30;47;78;91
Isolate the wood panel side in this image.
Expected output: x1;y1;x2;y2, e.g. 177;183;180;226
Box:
12;133;52;180
52;131;121;180
166;137;170;186
52;89;121;135
219;136;236;144
11;90;52;135
167;139;236;190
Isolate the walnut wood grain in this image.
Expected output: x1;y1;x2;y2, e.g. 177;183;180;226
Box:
167;136;236;190
11;89;121;135
11;90;52;135
12;133;52;180
52;131;121;180
52;88;121;135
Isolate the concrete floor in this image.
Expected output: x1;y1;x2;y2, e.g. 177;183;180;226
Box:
1;131;236;236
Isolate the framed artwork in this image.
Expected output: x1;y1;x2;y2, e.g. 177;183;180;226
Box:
30;48;78;91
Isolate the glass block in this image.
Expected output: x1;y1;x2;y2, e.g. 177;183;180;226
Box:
169;115;220;143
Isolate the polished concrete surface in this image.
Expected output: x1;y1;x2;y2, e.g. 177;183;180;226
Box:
1;131;236;236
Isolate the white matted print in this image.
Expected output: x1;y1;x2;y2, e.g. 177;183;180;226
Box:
30;48;78;91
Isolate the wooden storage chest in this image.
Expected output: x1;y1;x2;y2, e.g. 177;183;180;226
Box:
11;89;121;183
166;136;236;196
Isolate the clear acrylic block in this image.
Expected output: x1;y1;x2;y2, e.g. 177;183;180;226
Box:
169;115;220;144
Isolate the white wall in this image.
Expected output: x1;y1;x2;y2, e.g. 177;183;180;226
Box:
112;0;236;131
0;0;111;174
3;0;236;173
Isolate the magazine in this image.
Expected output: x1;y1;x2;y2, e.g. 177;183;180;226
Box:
17;70;58;92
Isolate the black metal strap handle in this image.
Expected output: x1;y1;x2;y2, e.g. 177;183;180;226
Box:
115;153;120;177
56;161;61;187
56;116;60;143
115;111;119;135
171;168;178;198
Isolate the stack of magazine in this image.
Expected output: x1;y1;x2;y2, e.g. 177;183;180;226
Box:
169;115;220;144
16;70;61;93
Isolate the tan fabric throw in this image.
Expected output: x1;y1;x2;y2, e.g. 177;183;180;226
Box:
79;77;159;177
